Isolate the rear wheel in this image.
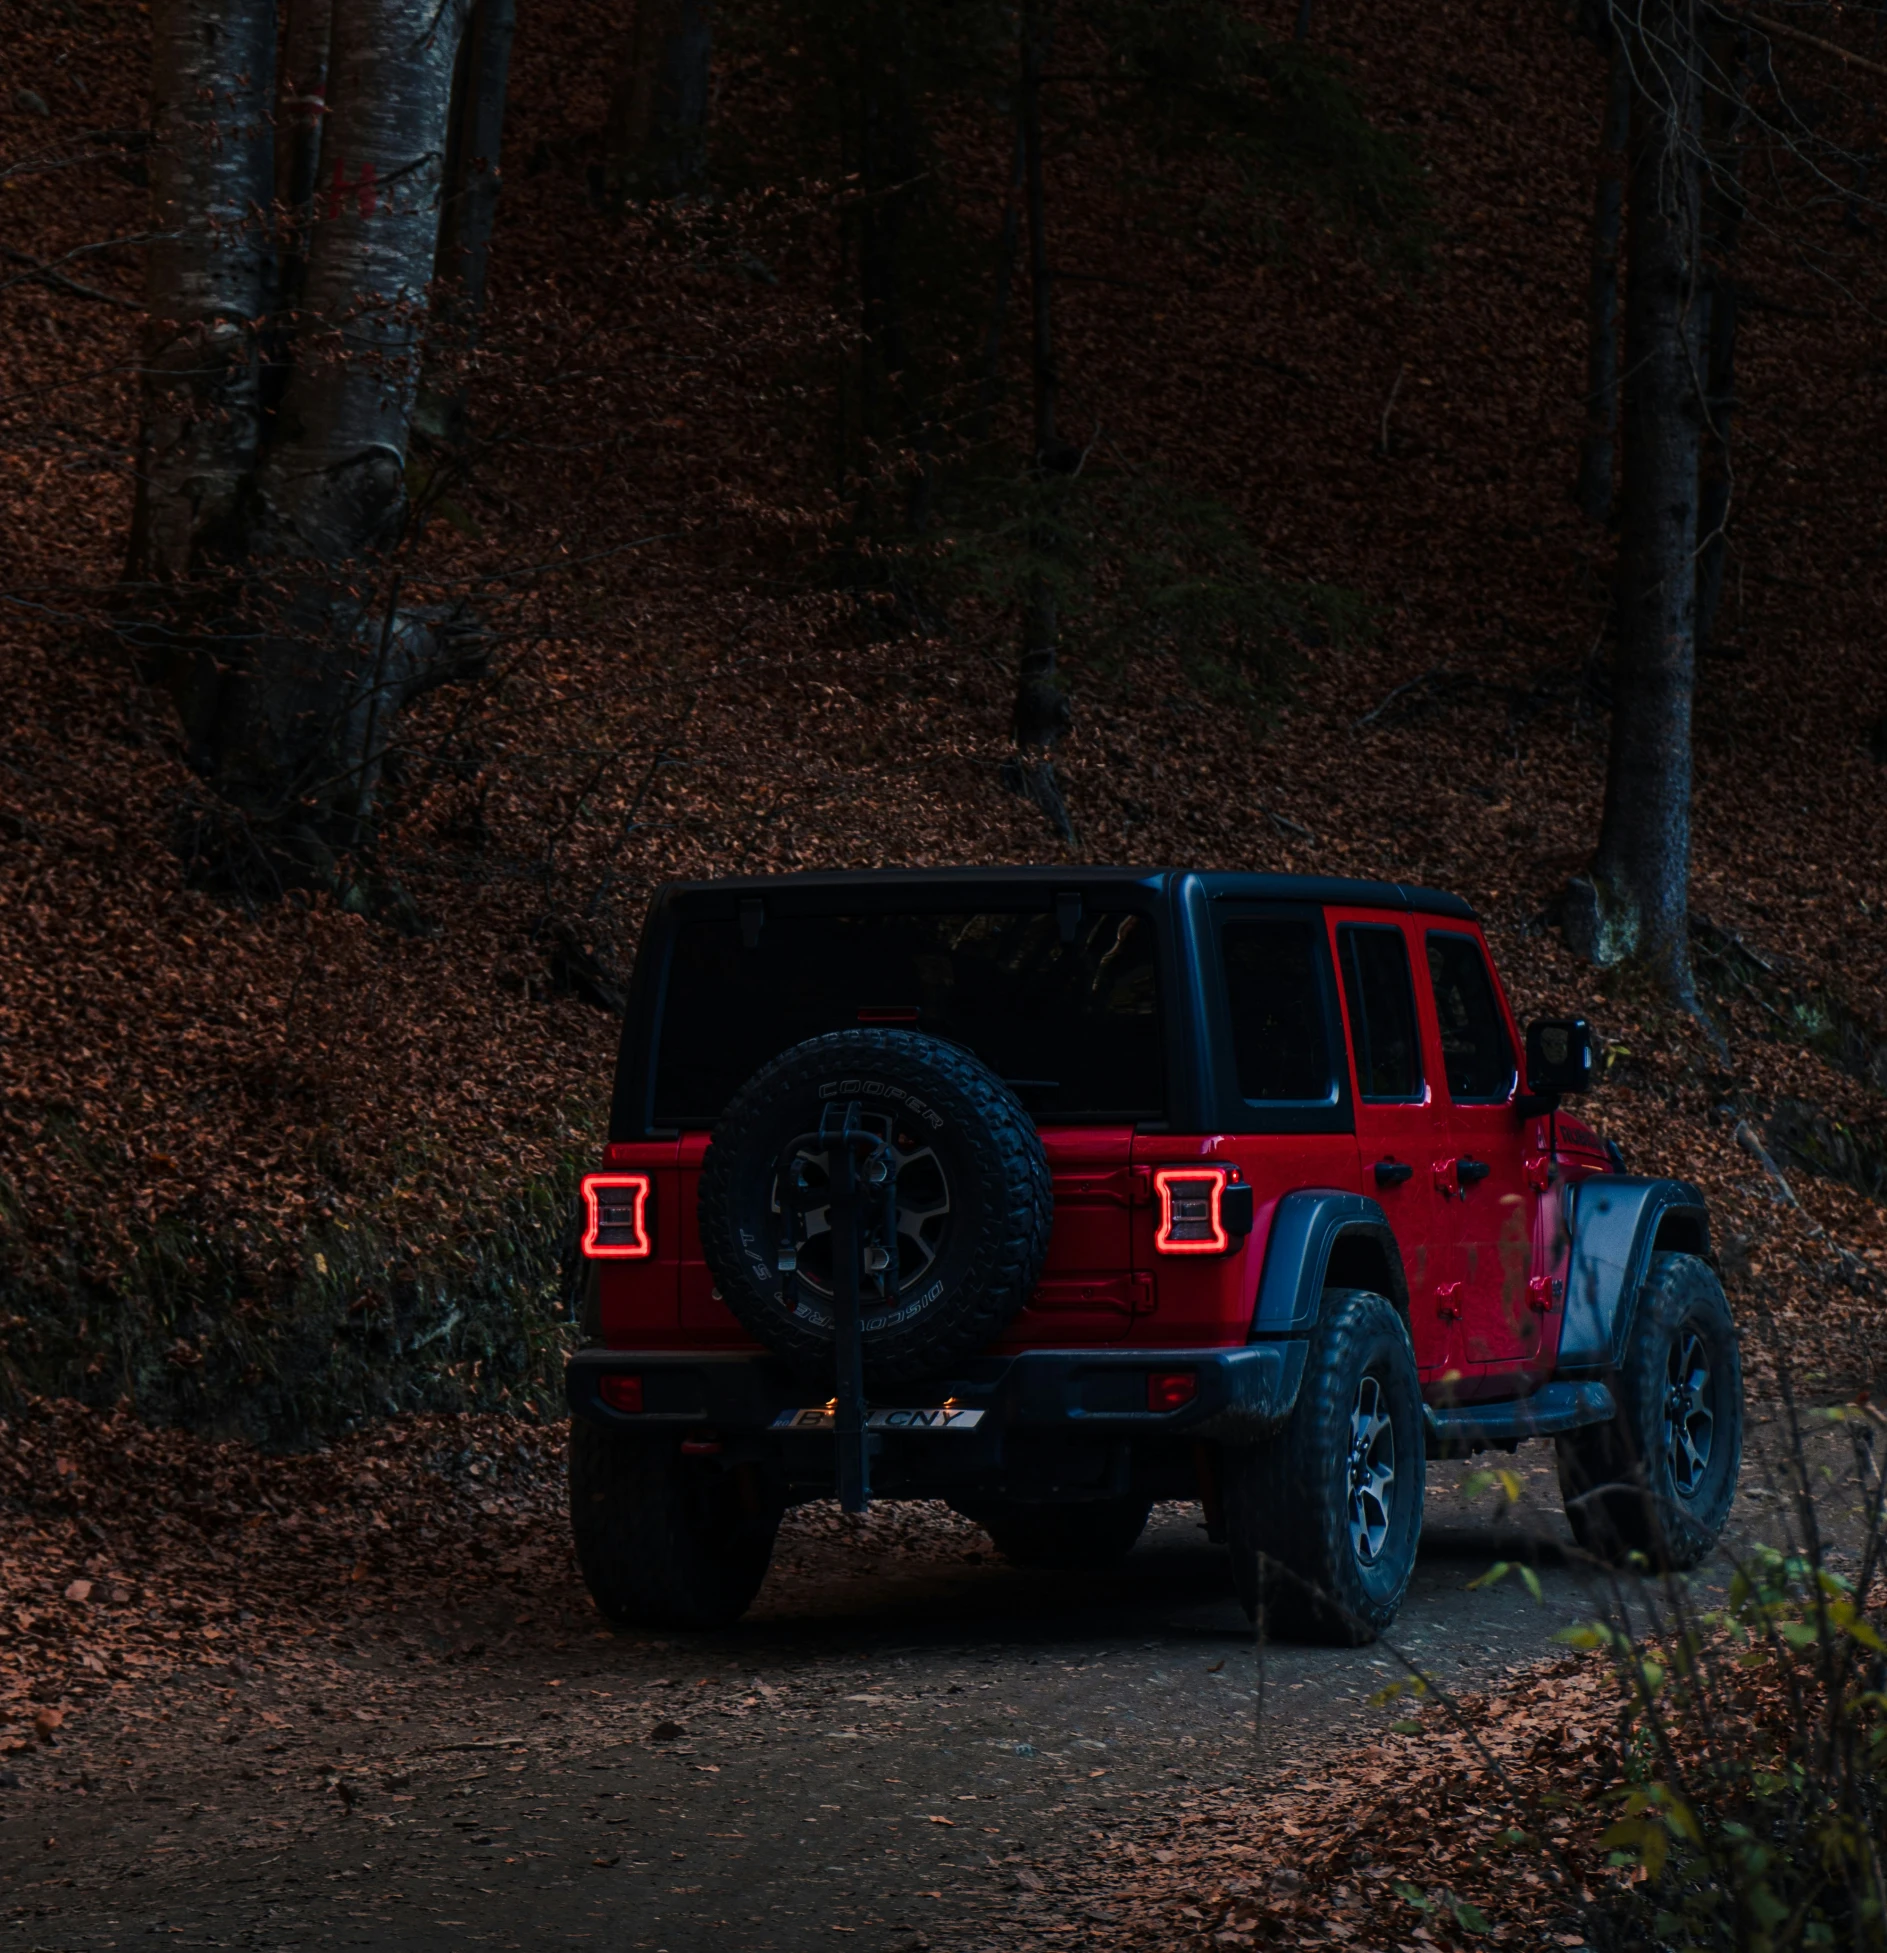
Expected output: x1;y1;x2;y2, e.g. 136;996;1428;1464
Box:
568;1420;780;1630
962;1496;1152;1570
1556;1251;1742;1569
1223;1289;1424;1645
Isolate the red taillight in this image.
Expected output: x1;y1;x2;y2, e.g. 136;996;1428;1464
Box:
580;1173;653;1259
598;1373;643;1413
1153;1166;1231;1254
1147;1370;1198;1412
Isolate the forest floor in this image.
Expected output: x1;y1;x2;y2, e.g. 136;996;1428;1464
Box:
2;1398;1877;1952
5;0;1887;1934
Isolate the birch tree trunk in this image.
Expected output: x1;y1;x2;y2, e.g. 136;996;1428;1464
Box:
417;0;516;442
258;0;467;559
1565;0;1705;1005
180;0;472;878
127;0;276;582
437;0;515;327
273;0;333;328
604;0;713;201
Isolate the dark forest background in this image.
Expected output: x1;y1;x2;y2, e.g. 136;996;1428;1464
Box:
3;0;1887;1437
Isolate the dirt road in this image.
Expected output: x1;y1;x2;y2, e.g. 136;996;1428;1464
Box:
2;1443;1614;1953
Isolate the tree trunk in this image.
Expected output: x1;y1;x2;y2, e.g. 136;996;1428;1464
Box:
1564;0;1704;1005
842;0;931;534
1013;0;1071;755
1005;0;1074;845
1022;0;1060;480
273;0;333;327
257;0;466;559
1695;21;1750;659
603;0;712;202
976;110;1027;442
417;0;516;442
128;0;277;581
1575;27;1630;523
181;0;472;874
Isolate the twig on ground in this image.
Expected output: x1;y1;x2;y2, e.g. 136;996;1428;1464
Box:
0;242;140;311
1376;363;1405;458
1353;664;1450;731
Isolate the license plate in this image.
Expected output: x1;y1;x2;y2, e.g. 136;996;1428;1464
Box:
770;1407;986;1432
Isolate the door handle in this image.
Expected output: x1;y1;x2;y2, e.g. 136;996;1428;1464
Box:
1458;1158;1491;1185
1372;1160;1414;1187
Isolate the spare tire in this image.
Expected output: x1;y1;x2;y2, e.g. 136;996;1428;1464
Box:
698;1030;1052;1385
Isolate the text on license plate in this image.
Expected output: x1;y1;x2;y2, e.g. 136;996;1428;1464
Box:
770;1407;986;1432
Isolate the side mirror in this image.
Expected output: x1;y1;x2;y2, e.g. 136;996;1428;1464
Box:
1525;1017;1594;1098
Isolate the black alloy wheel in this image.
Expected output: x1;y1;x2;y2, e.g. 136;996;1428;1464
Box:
1556;1251;1742;1569
1223;1288;1425;1646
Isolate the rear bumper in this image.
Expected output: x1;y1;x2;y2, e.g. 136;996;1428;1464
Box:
565;1341;1308;1449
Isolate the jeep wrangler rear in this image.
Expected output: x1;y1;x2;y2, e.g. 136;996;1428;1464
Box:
566;869;1742;1642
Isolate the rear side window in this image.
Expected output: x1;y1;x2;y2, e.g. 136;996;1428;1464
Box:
1424;931;1515;1102
1338;925;1423;1101
652;908;1162;1126
1219;917;1337;1104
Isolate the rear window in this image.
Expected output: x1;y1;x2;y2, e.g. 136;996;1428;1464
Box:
652;908;1163;1126
1219;916;1338;1105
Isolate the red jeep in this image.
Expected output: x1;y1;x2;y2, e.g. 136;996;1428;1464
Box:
565;870;1742;1643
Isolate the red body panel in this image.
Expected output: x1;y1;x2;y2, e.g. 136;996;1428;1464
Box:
992;1127;1143;1348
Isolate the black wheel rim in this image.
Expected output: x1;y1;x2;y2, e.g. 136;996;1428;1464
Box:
771;1123;953;1302
1347;1370;1397;1567
1663;1325;1715;1499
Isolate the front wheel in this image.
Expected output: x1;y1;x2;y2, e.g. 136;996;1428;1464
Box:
1223;1289;1425;1645
568;1420;780;1629
1556;1251;1742;1569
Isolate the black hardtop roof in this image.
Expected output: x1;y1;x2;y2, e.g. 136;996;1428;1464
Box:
651;865;1477;921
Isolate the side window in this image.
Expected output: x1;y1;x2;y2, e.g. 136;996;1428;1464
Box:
1424;932;1515;1103
1220;917;1337;1104
1338;925;1423;1101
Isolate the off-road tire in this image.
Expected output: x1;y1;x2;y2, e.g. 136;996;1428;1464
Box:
1222;1289;1425;1646
568;1419;779;1630
698;1030;1053;1386
1555;1251;1742;1570
960;1496;1153;1570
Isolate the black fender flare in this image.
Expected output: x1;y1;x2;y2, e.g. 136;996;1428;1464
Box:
1249;1189;1411;1337
1557;1174;1712;1374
